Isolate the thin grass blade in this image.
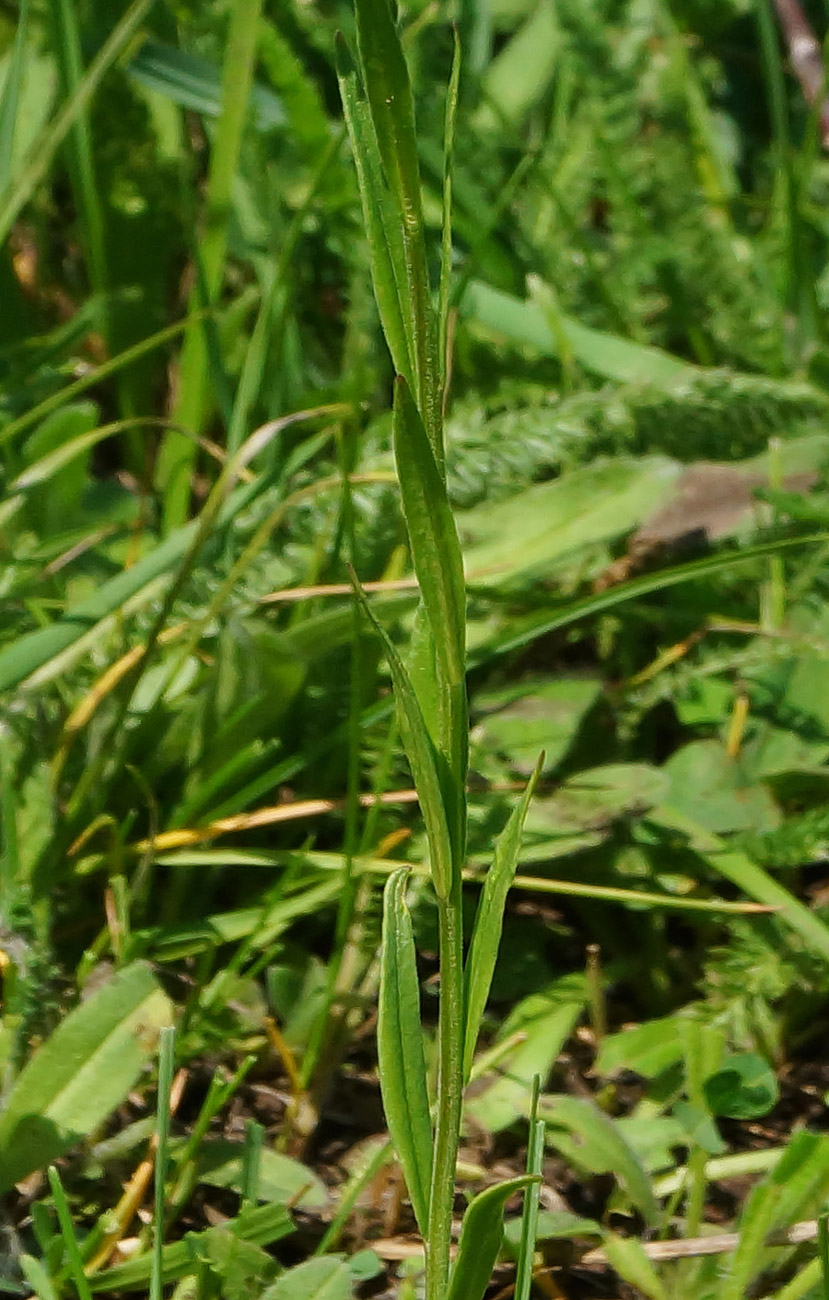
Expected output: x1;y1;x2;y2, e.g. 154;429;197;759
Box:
335;35;413;386
515;1079;544;1300
352;0;437;447
463;753;543;1080
0;0;30;191
377;870;433;1236
0;0;155;246
350;576;454;898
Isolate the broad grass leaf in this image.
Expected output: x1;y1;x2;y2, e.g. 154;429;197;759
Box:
473;677;600;776
649;806;829;964
595;1015;685;1080
0;0;34;192
89;1204;293;1292
377;870;433;1235
463;754;543;1080
393;376;465;688
600;1234;667;1300
446;1176;538;1300
473;0;560;131
540;1095;659;1227
351;578;454;898
260;1255;354;1300
461;280;693;386
480;530;829;659
128;39;284;130
192;1140;328;1210
0;962;173;1192
461;456;682;589
719;1132;829;1300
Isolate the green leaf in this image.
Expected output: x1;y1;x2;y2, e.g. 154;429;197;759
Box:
466;977;585;1133
473;0;560;131
0;0;155;248
0;475;264;694
192;1140;328;1210
352;0;435;431
649;807;829;965
462;280;695;386
393;375;466;688
474;677;600;776
260;1256;354;1300
89;1204;293;1292
351;578;455;898
335;36;413;387
704;1053;779;1120
377;870;433;1235
463;754;543;1080
594;1015;685;1081
541;1095;660;1227
446;1176;537;1300
462;455;682;589
128;40;285;130
720;1132;829;1300
600;1233;667;1300
0;962;173;1192
664;740;780;834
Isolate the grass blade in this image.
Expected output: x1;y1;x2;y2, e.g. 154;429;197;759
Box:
0;0;155;247
392;375;465;689
150;1025;176;1300
514;1079;544;1300
157;0;265;530
47;1166;93;1300
352;0;438;449
0;0;30;192
335;35;413;387
463;754;543;1081
446;1176;538;1300
377;870;433;1236
651;807;829;964
47;0;108;301
351;576;454;899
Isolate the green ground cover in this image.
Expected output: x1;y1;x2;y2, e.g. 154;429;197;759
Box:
6;1;829;1296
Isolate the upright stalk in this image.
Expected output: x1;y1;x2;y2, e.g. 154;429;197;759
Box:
427;885;466;1298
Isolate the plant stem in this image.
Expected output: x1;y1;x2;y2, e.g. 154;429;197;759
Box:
427;884;465;1300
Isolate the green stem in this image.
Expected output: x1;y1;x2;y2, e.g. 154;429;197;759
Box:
427;885;465;1300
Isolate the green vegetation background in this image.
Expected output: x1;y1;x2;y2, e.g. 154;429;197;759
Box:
7;0;829;1296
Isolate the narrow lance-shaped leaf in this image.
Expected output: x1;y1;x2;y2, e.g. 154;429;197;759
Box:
377;870;434;1236
393;376;466;690
446;1176;539;1300
463;753;544;1080
351;575;454;898
352;0;437;447
335;35;413;388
